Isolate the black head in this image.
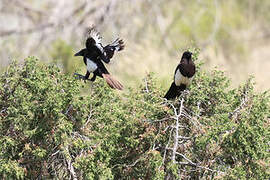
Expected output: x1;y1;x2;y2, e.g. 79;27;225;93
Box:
85;37;96;49
182;51;192;60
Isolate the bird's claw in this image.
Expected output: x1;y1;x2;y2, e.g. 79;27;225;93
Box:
74;73;86;80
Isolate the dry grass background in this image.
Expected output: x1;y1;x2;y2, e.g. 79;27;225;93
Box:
0;0;269;91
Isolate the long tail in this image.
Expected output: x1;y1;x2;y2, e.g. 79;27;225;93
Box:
102;74;123;90
164;83;186;100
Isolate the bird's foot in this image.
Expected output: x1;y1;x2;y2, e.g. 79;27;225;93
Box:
74;73;85;79
74;73;91;83
90;76;96;81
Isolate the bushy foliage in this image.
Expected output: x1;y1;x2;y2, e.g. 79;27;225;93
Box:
0;56;269;179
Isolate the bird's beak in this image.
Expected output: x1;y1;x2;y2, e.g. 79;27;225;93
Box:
74;49;85;57
74;52;81;56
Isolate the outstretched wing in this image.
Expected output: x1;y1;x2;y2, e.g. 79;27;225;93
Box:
101;38;125;63
86;27;103;53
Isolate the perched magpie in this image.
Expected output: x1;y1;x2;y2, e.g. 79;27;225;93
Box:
164;51;196;100
74;28;124;90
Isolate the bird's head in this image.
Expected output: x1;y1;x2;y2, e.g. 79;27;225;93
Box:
182;51;192;60
85;37;96;49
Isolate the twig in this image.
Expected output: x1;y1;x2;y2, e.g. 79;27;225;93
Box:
67;159;78;180
65;105;73;115
160;125;174;170
112;156;144;169
51;150;60;157
145;117;172;123
171;98;184;163
144;77;149;93
169;150;196;166
82;106;94;129
229;86;249;120
170;150;225;173
63;146;78;180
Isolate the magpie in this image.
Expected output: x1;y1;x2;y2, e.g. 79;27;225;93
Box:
164;51;195;100
74;28;124;90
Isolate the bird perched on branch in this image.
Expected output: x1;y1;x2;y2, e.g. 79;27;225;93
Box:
164;51;195;100
74;28;124;90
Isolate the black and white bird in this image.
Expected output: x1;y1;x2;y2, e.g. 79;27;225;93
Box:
164;51;196;100
74;28;124;90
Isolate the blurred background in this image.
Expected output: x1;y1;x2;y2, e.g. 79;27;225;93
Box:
0;0;269;90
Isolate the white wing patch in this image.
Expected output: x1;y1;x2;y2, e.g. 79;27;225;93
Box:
174;69;193;86
88;29;102;44
86;58;98;73
110;38;121;51
88;28;104;52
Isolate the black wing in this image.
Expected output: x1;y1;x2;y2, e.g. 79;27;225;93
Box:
101;38;125;63
86;27;103;51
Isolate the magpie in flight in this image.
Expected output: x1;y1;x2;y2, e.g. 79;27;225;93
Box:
74;28;124;90
164;51;196;100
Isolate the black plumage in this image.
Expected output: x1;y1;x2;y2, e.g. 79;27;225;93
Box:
164;51;196;100
74;28;124;90
102;38;125;63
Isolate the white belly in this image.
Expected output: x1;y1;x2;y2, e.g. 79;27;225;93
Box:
174;69;193;86
86;58;98;73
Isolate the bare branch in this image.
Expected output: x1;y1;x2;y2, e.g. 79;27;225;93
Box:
229;85;249;120
171;98;184;163
66;158;78;180
82;105;94;129
144;77;149;93
112;155;145;169
160;125;174;170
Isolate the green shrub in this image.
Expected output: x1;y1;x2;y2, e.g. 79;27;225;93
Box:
0;56;269;179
